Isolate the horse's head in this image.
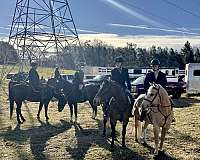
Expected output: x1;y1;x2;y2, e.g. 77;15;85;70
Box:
57;93;67;112
93;79;116;106
142;83;170;110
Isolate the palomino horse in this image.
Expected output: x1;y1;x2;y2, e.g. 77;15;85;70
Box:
9;79;66;124
55;78;100;122
93;79;132;148
134;83;173;155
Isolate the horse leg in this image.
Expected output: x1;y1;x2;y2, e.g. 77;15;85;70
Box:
74;103;78;123
134;108;140;142
122;120;128;147
110;119;117;148
153;125;160;155
159;127;168;151
69;103;73;122
37;102;43;119
16;101;22;124
89;100;97;119
44;102;50;120
141;121;149;144
19;106;26;122
103;115;107;136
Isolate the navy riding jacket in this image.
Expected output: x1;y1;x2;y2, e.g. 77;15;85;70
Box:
29;68;40;88
111;67;131;91
144;71;167;93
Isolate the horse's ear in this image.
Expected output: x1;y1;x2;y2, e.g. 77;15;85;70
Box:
153;82;158;88
149;82;153;86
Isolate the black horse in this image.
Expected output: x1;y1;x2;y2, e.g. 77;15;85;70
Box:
55;78;100;122
9;79;66;124
93;79;132;148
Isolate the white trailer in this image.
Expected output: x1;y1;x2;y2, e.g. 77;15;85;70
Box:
185;63;200;94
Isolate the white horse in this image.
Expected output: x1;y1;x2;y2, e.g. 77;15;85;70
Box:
134;83;174;155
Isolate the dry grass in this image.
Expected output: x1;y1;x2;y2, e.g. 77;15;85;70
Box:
0;71;200;159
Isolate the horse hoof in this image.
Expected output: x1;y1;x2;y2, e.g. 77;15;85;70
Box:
122;144;126;148
46;117;49;121
22;119;26;122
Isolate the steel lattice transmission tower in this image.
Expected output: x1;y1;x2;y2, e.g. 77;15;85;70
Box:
8;0;81;71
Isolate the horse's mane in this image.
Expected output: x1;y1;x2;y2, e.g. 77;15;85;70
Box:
106;80;127;104
151;84;171;107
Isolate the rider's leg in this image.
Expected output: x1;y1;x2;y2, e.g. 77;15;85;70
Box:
125;89;134;117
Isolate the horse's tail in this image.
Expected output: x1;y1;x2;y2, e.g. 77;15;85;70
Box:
8;82;14;119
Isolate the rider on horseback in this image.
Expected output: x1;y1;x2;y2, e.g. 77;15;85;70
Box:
144;59;167;93
141;58;175;122
72;65;86;102
54;66;61;79
111;56;134;117
29;61;41;92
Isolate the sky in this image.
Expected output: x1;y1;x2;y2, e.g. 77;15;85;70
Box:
0;0;200;49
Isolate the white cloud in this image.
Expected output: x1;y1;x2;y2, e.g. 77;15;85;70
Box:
78;33;200;50
109;23;200;36
102;0;164;27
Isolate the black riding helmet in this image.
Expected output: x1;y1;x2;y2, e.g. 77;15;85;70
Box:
151;59;160;66
115;56;124;63
31;61;38;67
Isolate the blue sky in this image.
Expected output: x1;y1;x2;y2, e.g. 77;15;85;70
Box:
0;0;200;48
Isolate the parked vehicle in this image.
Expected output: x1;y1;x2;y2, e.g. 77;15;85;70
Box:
60;74;74;82
131;75;186;99
84;74;110;85
185;63;200;94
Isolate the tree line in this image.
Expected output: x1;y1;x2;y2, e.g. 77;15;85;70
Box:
0;40;199;70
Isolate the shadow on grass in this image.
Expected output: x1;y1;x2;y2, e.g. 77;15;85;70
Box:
141;143;177;160
173;97;200;108
0;119;72;160
169;128;200;150
66;119;147;160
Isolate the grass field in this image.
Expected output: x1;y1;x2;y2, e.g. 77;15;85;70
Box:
0;68;200;160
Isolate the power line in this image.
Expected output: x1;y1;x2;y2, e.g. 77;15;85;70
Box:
117;0;200;35
118;0;181;28
161;0;200;19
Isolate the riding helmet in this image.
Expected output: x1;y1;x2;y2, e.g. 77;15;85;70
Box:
151;59;160;66
31;61;38;67
115;56;124;63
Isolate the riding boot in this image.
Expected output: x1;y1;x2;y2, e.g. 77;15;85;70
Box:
126;91;134;117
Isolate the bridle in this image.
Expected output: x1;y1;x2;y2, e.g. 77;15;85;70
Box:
143;85;172;126
143;85;161;106
95;82;111;103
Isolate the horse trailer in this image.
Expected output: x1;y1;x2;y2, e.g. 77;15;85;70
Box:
185;63;200;94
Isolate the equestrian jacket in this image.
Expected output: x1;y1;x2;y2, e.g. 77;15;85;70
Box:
29;68;40;88
111;67;131;91
54;69;60;79
144;71;167;93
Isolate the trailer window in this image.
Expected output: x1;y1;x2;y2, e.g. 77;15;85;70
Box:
193;70;200;76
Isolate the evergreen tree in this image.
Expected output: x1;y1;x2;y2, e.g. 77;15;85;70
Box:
181;41;194;63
